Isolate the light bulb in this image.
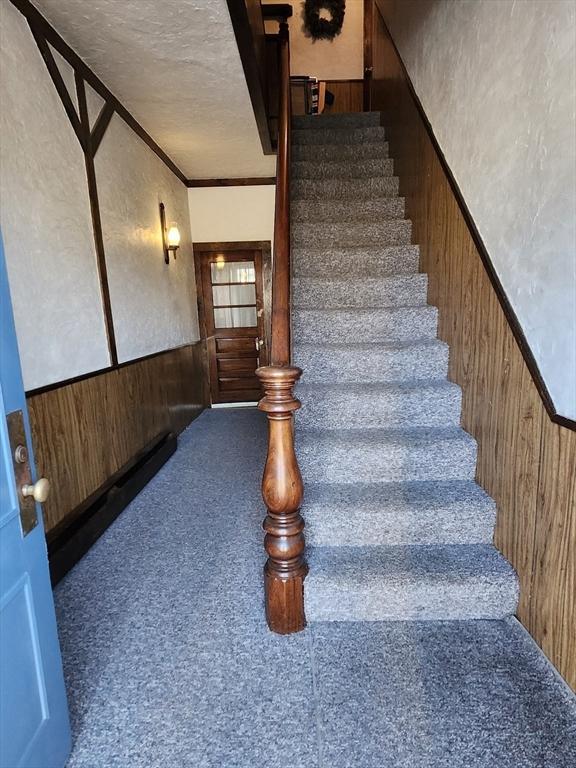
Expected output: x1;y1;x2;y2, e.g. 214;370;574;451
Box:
167;223;180;248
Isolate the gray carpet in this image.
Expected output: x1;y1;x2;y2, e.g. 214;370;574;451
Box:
56;409;576;767
291;111;519;621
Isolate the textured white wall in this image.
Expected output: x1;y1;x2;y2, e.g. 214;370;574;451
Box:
95;115;199;363
1;2;199;386
381;0;576;419
0;3;110;390
188;186;275;244
264;0;364;80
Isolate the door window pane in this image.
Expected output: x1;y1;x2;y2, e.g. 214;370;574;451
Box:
211;260;255;284
212;284;256;307
213;306;257;328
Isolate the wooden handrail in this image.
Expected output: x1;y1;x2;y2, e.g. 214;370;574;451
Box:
270;21;291;367
256;21;308;634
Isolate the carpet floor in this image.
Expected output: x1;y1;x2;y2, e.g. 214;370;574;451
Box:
56;409;576;768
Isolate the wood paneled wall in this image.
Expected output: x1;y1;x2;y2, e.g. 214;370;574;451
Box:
27;342;209;537
371;6;576;689
324;79;363;113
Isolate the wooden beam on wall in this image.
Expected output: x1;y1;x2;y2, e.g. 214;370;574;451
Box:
186;177;276;187
10;0;188;184
225;0;274;155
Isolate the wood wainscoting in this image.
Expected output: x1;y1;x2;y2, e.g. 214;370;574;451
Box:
27;342;209;540
371;5;575;689
324;79;364;113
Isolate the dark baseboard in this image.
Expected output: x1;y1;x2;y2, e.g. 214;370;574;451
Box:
48;431;177;585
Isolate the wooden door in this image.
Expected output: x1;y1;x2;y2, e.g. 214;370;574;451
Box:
0;233;71;768
198;249;267;404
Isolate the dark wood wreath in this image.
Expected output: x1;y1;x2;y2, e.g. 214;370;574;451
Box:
303;0;346;41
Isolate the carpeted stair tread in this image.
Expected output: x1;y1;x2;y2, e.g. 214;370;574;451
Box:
292;111;382;129
292;158;394;179
303;480;496;546
289;109;518;624
292;244;419;276
291;197;404;222
305;544;519;621
296;380;462;429
293;274;428;308
293;305;438;344
294;339;450;383
298;426;478;483
292;176;399;199
292;125;386;144
292;141;389;161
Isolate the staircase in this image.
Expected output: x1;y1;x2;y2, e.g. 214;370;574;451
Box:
291;111;519;622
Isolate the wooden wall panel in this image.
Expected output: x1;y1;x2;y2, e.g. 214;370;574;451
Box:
324;79;364;113
27;341;209;536
530;420;576;689
371;6;576;689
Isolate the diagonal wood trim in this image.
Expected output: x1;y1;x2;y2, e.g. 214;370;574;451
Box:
186;177;276;187
11;0;188;185
90;102;115;155
376;9;575;431
75;72;118;365
225;0;274;155
28;21;85;149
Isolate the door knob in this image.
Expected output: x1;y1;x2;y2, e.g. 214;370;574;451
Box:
21;477;50;503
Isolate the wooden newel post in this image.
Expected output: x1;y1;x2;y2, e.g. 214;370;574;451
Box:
256;365;307;634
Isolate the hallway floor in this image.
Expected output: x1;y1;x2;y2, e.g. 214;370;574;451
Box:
56;409;576;768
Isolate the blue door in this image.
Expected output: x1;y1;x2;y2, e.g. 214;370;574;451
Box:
0;233;71;768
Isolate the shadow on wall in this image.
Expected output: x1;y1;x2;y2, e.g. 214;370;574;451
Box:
377;0;441;40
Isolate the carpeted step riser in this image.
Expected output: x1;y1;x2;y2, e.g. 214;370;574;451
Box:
291;197;405;222
292;245;420;277
292;126;386;144
305;579;518;622
298;433;477;484
292;176;399;199
296;384;462;430
304;544;519;622
293;274;428;309
293;306;438;344
305;507;496;547
292;142;389;161
292;220;412;248
292;112;382;129
294;342;450;383
292;158;394;179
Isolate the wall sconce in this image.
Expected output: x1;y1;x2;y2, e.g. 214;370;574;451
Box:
159;202;180;264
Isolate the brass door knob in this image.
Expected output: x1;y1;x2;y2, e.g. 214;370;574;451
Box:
21;477;50;503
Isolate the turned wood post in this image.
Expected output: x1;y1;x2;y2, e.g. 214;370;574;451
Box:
257;365;307;634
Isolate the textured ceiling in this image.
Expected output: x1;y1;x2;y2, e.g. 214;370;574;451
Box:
33;0;275;179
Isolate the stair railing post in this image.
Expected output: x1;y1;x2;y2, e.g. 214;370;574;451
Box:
257;365;307;633
257;15;306;634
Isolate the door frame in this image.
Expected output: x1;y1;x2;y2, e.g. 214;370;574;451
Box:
193;241;272;404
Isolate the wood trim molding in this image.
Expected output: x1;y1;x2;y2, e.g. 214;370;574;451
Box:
192;240;272;252
225;0;274;155
377;11;575;431
186;177;276;187
10;0;188;184
25;342;197;397
75;72;118;364
363;0;374;111
29;24;85;146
